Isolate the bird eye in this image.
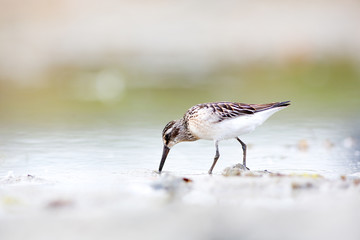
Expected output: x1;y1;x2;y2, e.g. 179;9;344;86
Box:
165;133;171;144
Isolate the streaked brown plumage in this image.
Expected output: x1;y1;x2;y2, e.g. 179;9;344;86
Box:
159;101;290;174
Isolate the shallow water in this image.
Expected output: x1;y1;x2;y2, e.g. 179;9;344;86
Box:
0;116;359;179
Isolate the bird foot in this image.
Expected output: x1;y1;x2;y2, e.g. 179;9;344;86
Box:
237;163;250;171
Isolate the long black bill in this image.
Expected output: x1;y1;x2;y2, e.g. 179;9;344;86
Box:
158;146;170;173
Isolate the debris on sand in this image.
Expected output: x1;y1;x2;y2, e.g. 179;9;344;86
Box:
0;172;47;184
297;139;309;151
288;173;323;179
47;199;75;209
152;174;193;198
324;139;335;149
222;163;251;176
291;182;314;190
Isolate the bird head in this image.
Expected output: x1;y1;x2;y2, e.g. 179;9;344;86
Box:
162;120;182;148
158;120;182;173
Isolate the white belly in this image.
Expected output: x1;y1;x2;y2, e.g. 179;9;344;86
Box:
188;107;283;140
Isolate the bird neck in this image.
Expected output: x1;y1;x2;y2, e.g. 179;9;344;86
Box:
176;118;198;142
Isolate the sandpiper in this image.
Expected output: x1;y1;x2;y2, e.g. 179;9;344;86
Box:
158;101;290;174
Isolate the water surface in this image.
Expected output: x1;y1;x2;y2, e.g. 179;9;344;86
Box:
1;116;359;180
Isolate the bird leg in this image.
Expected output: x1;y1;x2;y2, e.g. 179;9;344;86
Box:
208;140;220;174
236;137;249;170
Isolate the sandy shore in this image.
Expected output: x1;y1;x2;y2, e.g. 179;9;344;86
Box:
1;167;360;240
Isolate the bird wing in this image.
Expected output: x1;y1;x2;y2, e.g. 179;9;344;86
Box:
195;101;290;122
185;101;290;123
207;102;256;121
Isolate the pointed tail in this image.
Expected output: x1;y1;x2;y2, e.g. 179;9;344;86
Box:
273;101;291;108
250;101;291;113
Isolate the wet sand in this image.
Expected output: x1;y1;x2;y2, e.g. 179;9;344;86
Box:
1;167;359;240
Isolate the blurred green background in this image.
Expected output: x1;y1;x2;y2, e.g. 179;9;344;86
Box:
1;0;359;127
